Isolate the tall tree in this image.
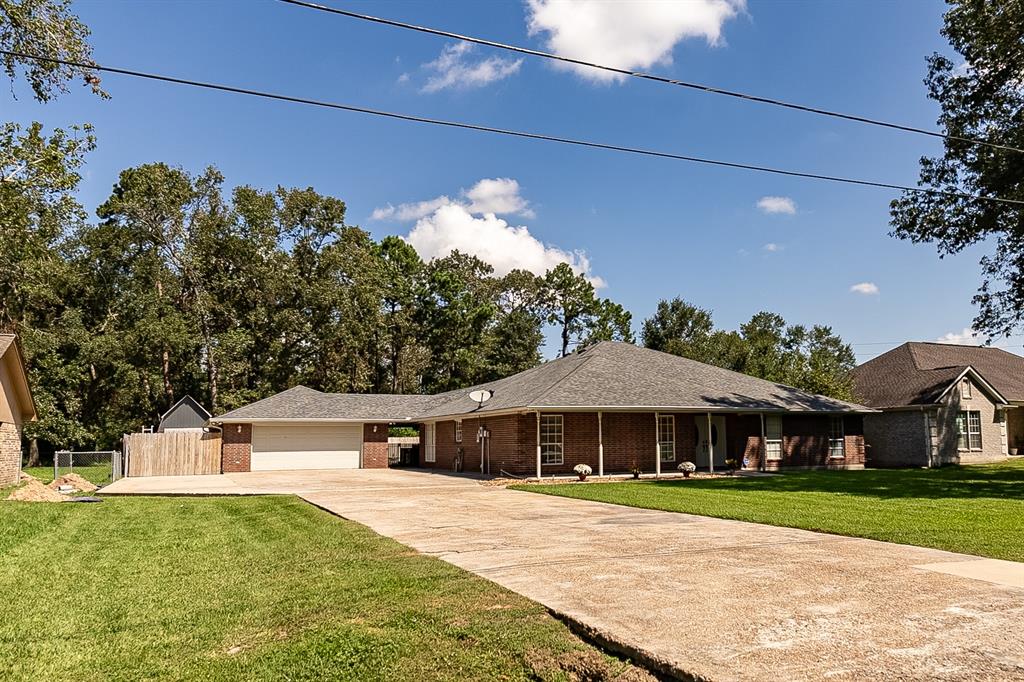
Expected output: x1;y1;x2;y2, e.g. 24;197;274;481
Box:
583;298;634;346
890;0;1024;339
641;297;715;362
417;251;497;392
1;0;105;101
543;263;600;356
482;268;545;380
0;121;94;455
377;236;426;393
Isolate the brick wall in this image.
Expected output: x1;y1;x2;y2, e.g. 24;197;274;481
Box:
423;411;865;476
221;423;251;473
0;421;20;487
362;423;389;468
938;380;1008;464
864;410;929;467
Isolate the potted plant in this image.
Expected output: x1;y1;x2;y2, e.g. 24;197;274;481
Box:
573;463;592;481
630;465;642;479
724;458;739;475
677;461;696;478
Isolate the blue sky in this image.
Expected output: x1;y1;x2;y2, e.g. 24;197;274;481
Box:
7;0;1021;360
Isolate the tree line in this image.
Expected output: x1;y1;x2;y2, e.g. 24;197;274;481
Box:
1;0;865;457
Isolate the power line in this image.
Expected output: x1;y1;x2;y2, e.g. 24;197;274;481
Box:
5;49;1024;207
278;0;1024;156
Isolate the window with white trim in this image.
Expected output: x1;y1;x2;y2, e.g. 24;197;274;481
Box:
957;410;982;450
829;417;845;458
454;420;462;443
765;416;783;461
658;415;675;462
424;423;436;462
961;378;972;399
540;415;563;465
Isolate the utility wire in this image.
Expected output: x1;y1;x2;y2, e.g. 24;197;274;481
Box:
5;49;1024;207
278;0;1024;156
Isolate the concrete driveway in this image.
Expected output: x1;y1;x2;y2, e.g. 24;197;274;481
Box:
104;469;1024;680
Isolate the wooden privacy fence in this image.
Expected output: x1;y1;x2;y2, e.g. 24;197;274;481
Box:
123;431;222;477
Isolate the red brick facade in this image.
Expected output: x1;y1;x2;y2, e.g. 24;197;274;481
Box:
420;411;866;476
221;423;252;473
362;423;389;469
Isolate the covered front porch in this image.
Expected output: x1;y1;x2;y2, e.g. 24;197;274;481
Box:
528;409;864;479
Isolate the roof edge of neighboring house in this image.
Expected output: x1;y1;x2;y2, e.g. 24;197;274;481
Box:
0;334;37;422
935;366;1009;405
160;395;212;422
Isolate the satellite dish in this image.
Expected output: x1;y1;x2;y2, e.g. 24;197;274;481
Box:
468;389;493;408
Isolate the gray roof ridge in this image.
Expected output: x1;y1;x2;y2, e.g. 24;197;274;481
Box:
529;345;601;407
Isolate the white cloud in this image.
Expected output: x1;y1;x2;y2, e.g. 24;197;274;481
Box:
526;0;744;83
406;204;602;285
371;196;455;222
936;327;982;345
372;178;533;222
756;196;797;215
849;282;879;295
421;42;522;93
396;72;410;84
762;243;782;253
464;178;535;218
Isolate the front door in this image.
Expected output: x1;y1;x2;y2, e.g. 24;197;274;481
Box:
695;415;727;468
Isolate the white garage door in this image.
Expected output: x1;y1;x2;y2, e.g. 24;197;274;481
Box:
251;423;362;471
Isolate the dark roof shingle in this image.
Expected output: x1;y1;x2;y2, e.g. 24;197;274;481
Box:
852;342;1024;407
218;342;871;422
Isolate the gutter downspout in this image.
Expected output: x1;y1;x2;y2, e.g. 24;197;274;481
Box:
708;412;715;474
760;413;766;473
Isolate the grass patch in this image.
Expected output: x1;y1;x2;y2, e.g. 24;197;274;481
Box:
512;459;1024;562
0;496;633;681
21;464;111;486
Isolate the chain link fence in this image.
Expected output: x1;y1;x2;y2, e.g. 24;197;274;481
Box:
53;450;124;487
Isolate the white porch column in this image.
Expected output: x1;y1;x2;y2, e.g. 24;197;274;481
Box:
598;411;604;477
535;411;542;479
707;412;714;474
655;412;661;477
759;413;766;472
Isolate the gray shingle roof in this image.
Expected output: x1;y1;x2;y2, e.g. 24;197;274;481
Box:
216;342;871;422
216;386;437;422
852;342;1024;407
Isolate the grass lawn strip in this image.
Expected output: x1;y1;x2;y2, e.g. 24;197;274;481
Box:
513;459;1024;562
0;495;647;681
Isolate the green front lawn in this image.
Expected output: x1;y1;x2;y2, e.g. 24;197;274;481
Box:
0;496;636;681
513;459;1024;562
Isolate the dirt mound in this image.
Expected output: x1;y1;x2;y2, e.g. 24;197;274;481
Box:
19;471;39;482
47;473;98;493
7;478;67;502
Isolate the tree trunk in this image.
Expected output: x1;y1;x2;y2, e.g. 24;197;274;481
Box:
26;438;40;467
560;314;570;357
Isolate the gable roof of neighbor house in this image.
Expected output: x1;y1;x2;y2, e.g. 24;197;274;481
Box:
0;334;37;421
215;341;871;423
852;341;1024;408
158;395;212;431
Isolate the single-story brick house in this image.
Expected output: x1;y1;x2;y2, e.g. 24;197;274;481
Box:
213;342;872;476
0;335;37;487
852;342;1024;467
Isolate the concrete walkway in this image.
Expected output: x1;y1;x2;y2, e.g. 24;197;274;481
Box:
103;470;1024;680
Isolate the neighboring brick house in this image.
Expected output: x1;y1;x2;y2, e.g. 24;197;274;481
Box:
852;342;1024;467
0;335;38;487
213;342;871;476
